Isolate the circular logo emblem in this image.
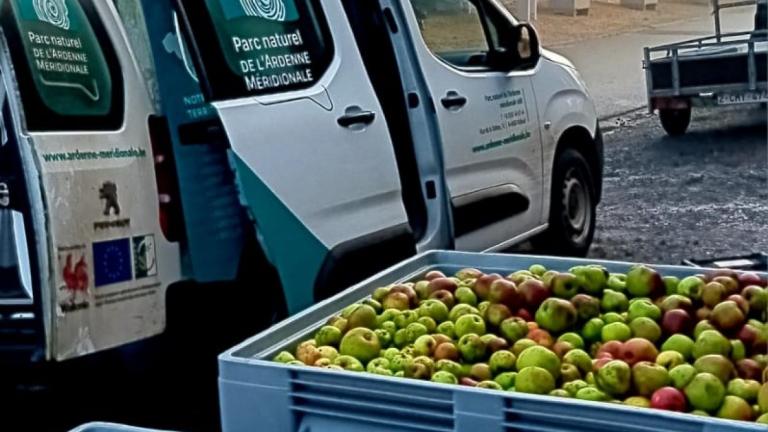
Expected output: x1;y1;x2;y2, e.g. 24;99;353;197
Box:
33;0;71;30
239;0;286;22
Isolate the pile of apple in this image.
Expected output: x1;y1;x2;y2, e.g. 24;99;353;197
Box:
273;264;768;424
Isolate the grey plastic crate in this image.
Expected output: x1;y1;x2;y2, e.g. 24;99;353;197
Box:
218;250;766;432
69;423;173;432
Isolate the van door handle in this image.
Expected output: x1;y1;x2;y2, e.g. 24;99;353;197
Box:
441;92;467;110
337;109;376;128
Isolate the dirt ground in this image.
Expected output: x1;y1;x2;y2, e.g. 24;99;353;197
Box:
589;106;768;266
502;0;713;47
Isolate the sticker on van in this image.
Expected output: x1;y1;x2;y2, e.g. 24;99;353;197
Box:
222;0;298;22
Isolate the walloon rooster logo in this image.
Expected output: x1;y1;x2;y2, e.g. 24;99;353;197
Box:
61;253;89;308
240;0;287;21
33;0;71;30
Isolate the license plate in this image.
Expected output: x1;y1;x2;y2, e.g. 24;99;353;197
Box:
717;90;768;105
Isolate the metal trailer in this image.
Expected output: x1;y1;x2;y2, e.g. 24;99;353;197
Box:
643;0;767;136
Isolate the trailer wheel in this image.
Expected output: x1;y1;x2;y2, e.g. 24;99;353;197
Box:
533;148;596;257
659;108;691;136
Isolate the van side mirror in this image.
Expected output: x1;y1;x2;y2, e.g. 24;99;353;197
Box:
491;22;541;71
513;23;541;69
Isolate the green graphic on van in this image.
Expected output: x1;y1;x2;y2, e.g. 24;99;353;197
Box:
11;0;111;115
220;0;298;22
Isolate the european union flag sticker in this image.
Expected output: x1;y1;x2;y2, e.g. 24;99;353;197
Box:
93;238;132;287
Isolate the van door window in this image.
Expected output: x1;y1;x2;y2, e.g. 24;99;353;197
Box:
1;0;124;131
411;0;490;67
180;0;334;100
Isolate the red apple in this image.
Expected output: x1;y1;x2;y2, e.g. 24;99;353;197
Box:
515;308;533;322
390;284;417;307
737;272;763;288
527;329;553;348
712;276;740;296
650;387;687;412
726;294;750;315
597;341;624;359
621;338;659;366
429;290;455;309
695;307;712;321
424;270;446;281
488;279;521;309
735;359;762;381
428;277;458;295
737;324;760;347
460;377;479;387
661;309;693;335
518;279;551;308
474;273;502;300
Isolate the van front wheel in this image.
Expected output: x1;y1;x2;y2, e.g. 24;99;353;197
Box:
534;148;596;257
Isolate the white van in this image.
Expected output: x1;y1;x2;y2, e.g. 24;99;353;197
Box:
165;0;603;313
0;0;181;362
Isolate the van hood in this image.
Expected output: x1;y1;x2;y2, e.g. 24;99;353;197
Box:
542;49;576;69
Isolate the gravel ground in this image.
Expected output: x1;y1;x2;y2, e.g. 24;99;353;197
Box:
589;105;768;266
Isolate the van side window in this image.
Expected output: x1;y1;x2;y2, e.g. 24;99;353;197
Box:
411;0;490;67
179;0;334;100
1;0;124;131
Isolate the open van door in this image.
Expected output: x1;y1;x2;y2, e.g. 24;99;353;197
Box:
173;0;414;312
0;0;180;361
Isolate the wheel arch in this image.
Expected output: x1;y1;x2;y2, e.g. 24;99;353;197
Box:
552;123;604;205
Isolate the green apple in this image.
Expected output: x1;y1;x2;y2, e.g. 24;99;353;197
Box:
685;373;726;412
529;264;547;277
629;317;662;343
627;300;661;322
377;309;401;326
602;312;625;324
560;363;582;382
716;395;753;421
596;360;632;396
413;280;431;300
413;335;437;357
551;273;581;299
575;386;609;401
372;286;391;303
572;265;608;295
333;355;365;372
661;334;695;360
418;299;449;323
477;301;491;317
436;321;456;339
511;338;537;356
477;381;504;390
366;357;390;373
557;333;585;350
632;361;670;396
382;347;400;361
273;351;295;363
727;378;761;402
405;322;429;343
448;304;479;322
516;366;555;394
455;314;486;338
393;329;409;348
318;346;339;361
693;320;716;339
363;299;382;314
759;382;768;413
455;286;478;306
693;354;735;383
624;396;651;408
656;351;686;369
494;371;517;390
677;276;705;300
625;265;663;297
499;317;529;343
535;298;578;333
431;370;458;384
393;310;419;329
470;363;492;381
601;290;629;313
563;349;592;375
563;379;589;396
758;413;768;424
339;328;381;363
692;330;731;359
327;316;348;333
380;320;397;337
601;322;632;342
607;273;627;292
489;350;517;375
549;389;571;398
516;345;561;378
417;316;437;333
458;333;487;363
663;276;680;295
435;359;463;377
730;340;746;361
582;318;605;342
373;329;392;348
669;364;697;389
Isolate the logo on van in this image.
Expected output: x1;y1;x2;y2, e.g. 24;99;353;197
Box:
239;0;287;21
33;0;71;30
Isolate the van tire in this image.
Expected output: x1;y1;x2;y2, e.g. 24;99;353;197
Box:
534;148;596;257
659;108;691;136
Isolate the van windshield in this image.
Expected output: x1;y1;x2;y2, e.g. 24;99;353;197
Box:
1;0;124;131
180;0;334;100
